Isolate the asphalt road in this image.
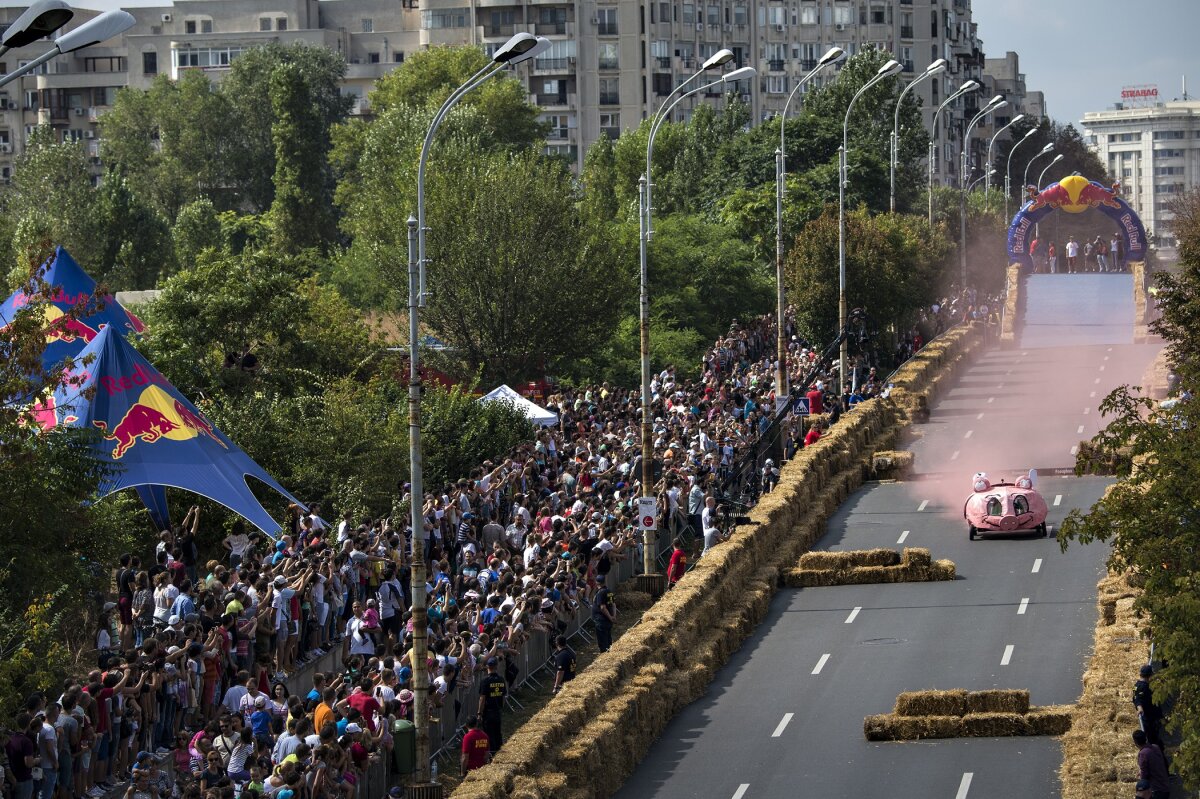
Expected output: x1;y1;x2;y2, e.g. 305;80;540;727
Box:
614;274;1159;799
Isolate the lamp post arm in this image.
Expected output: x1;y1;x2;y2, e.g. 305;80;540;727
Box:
0;47;56;90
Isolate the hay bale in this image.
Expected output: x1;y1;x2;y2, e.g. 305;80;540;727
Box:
1026;705;1073;736
901;547;932;568
894;689;968;717
930;559;956;580
863;713;965;741
966;689;1030;715
963;713;1030;737
782;568;835;588
798;548;900;569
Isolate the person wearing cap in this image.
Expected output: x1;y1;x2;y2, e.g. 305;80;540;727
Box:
552;636;576;694
590;574;617;652
477;658;507;754
460;715;490;774
1133;663;1164;747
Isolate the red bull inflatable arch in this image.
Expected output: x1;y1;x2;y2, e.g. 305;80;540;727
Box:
1006;174;1147;270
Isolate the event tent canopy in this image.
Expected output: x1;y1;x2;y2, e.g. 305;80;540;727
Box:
46;325;299;536
480;384;558;427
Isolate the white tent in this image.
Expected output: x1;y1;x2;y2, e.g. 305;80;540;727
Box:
480;384;558;427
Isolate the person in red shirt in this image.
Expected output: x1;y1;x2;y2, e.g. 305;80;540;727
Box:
666;538;687;587
460;716;491;774
805;384;823;416
343;679;381;733
804;422;822;447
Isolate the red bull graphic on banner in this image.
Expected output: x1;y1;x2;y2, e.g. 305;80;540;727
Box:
49;325;299;536
1006;174;1147;270
0;246;146;372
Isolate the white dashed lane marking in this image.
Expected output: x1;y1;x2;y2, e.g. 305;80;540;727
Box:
897;530;910;544
732;785;749;799
844;607;861;624
771;713;794;738
1053;494;1062;506
1018;598;1029;615
812;654;831;675
1001;644;1014;666
918;500;930;511
956;773;974;799
951;450;960;461
964;430;974;439
1032;558;1043;573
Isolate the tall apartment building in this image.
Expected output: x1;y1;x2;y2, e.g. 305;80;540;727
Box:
0;0;1011;187
1082;99;1200;247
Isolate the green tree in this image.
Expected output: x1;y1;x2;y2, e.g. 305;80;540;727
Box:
7;126;98;282
137;249;374;398
92;173;175;290
420;147;625;382
369;45;546;150
784;205;952;345
172;198;223;267
268;63;334;253
220;43;351;213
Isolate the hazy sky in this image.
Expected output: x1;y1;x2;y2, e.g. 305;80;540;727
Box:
76;0;1200;129
971;0;1200;128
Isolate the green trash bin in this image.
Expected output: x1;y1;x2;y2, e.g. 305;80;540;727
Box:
392;719;416;774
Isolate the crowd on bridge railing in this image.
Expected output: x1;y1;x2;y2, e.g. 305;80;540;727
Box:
2;290;1002;799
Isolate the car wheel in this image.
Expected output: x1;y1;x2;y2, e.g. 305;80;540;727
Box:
968;525;977;541
1039;523;1049;538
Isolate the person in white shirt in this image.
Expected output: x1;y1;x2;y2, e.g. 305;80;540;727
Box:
343;602;376;658
701;496;722;554
222;521;251;569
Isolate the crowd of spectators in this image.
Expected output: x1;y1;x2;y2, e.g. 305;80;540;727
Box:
3;297;990;799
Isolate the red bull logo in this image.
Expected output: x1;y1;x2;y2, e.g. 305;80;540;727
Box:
42;305;100;344
93;385;224;459
1026;175;1124;215
22;394;78;431
10;288;92;310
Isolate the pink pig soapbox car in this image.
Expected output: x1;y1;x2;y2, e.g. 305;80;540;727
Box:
963;470;1049;540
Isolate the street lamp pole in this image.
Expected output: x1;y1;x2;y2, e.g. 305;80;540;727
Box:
891;58;946;213
985;113;1024;210
928;79;979;226
959;95;1006;291
0;8;131;90
776;47;844;401
1037;153;1064;190
1005;128;1038;221
841;58;901;393
407;33;548;789
1023;143;1055;192
640;53;753;576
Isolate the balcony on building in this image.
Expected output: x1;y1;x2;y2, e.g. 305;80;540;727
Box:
534;19;572;36
768;59;784;72
900;25;913;39
533;91;574;109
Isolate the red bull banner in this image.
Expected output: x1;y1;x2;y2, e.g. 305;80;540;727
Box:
1006;175;1147;270
48;325;299;536
0;246;146;373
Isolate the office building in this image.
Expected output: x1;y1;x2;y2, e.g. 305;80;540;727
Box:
0;0;1023;187
1083;98;1200;247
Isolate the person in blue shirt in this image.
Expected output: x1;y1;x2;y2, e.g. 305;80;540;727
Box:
170;580;196;620
478;595;502;627
250;696;274;747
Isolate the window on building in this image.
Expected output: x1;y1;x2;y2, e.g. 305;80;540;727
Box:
599;111;620;140
800;5;817;24
422;8;468;29
201;19;212;33
598;42;618;70
543;114;569;138
768;5;786;25
597;8;618;35
733;5;747;25
1152;130;1185;140
707;4;720;25
871;6;885;24
368;52;380;63
930;9;937;36
901;11;913;38
659;2;670;24
185;20;196;34
651;40;670;68
173;45;245;70
599;77;619;105
834;4;853;25
682;3;695;24
900;46;913;72
259;18;271;31
766;75;788;94
276;17;287;30
652;73;672;96
362;18;373;33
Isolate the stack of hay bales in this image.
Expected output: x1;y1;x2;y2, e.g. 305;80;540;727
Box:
1059;569;1147;798
864;689;1072;741
1140;346;1172;400
1000;263;1021;343
871;450;915;480
451;323;985;799
782;547;955;587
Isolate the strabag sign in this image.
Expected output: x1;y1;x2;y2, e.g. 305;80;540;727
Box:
1120;85;1158;106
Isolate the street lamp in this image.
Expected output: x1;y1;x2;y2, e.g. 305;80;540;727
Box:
840;58;902;392
1023;143;1055;193
640;57;753;576
890;58;946;212
0;0;72;56
984;113;1024;209
0;9;132;89
958;94;1006;290
1037;153;1064;189
968;168;997;193
406;31;549;791
775;46;844;400
1004;128;1038;220
928;79;979;225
